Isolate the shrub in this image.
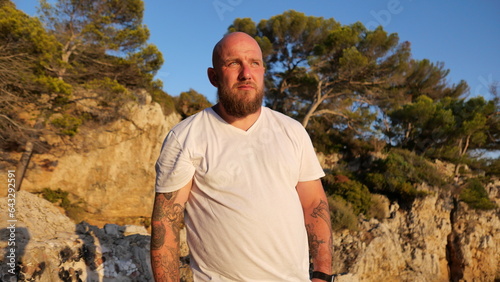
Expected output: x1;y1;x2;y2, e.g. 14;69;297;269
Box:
41;187;70;206
328;196;359;231
468;157;500;178
460;178;497;210
174;89;212;118
150;87;176;116
368;194;389;221
324;177;372;216
82;78;135;123
36;75;73;95
41;188;87;222
363;149;442;206
84;77;132;106
50;114;82;136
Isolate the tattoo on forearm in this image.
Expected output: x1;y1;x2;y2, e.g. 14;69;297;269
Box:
307;199;334;270
152;248;179;281
152;193;184;247
152;192;179;221
151;222;166;250
306;223;325;258
311;199;330;226
151;191;185;281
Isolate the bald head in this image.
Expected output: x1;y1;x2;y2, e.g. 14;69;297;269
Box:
207;31;265;119
212;32;263;68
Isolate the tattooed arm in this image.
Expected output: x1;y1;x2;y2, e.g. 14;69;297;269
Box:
296;179;333;278
151;179;192;282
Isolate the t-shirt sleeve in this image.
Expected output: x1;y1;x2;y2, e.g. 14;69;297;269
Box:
298;126;325;182
155;130;196;193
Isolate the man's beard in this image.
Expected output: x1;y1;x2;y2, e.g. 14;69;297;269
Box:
217;83;264;118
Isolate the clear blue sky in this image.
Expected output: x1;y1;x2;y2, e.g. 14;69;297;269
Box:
13;0;500;104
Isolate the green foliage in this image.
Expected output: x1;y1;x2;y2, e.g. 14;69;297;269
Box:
38;0;163;90
476;157;500;177
323;174;372;215
307;118;342;154
228;10;483;167
84;77;128;95
50;114;82;136
41;187;70;205
445;97;495;152
230;10;412;154
40;0;149;53
35;75;73;95
368;194;389;221
228;18;257;36
389;95;455;154
149;81;176;116
389;95;497;172
41;188;86;222
404;59;468;101
83;77;133;119
363;149;444;206
1;2;166;152
175;89;212;118
459;178;497;210
0;3;60;65
122;44;164;87
327;196;359;231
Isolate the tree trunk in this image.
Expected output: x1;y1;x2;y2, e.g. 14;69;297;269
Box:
453;135;471;178
302;80;324;128
15;140;34;191
15;117;44;191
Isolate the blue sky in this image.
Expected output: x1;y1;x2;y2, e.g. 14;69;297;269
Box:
13;0;500;104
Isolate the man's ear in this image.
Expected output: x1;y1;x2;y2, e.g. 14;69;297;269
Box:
207;67;219;88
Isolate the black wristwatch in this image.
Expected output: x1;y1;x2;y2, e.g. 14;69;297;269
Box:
311;271;335;282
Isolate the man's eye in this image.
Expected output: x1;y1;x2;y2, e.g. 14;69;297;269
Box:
228;62;239;66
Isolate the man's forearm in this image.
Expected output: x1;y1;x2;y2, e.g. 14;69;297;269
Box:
151;222;181;281
151;192;184;281
305;199;333;274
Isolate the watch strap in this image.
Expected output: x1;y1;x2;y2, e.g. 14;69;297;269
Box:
311;271;334;282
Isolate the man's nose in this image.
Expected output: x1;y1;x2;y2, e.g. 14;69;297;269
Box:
239;64;252;80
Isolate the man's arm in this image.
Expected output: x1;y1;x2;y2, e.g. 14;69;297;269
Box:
150;180;192;281
296;179;333;280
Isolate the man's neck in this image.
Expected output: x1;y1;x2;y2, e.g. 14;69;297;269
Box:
212;103;261;131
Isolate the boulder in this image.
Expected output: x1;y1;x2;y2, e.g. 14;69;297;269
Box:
0;191;155;281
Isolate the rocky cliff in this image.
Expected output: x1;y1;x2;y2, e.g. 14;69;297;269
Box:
332;182;500;282
1;91;181;226
1;183;498;281
0;190;156;281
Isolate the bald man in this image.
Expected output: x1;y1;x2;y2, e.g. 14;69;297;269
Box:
151;32;333;282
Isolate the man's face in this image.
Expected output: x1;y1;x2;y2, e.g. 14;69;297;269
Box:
211;35;265;117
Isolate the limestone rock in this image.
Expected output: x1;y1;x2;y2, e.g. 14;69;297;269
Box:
8;94;181;224
0;191;155;281
1;184;498;281
332;184;500;281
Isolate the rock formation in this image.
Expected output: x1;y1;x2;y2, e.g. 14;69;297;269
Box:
0;191;192;281
333;183;500;282
1;91;181;226
1;183;498;281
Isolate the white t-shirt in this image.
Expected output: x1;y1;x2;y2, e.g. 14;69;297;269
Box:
155;107;325;281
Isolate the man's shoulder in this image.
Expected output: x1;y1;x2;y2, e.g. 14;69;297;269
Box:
171;107;213;134
262;107;304;129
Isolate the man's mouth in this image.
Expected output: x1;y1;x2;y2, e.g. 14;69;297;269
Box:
235;83;256;90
